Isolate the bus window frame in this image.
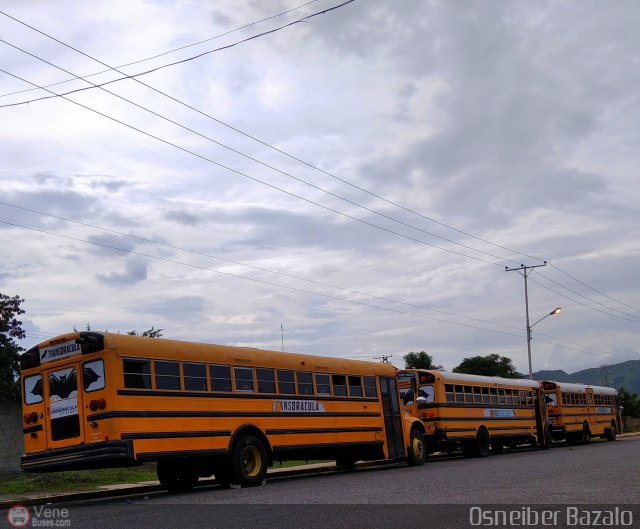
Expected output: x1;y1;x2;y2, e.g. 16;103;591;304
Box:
82;359;106;393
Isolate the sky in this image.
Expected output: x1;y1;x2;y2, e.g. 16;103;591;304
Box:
1;0;639;376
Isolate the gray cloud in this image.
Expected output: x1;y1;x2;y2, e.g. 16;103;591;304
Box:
164;209;202;226
96;259;149;286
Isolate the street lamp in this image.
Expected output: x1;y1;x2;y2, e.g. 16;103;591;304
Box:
527;307;561;379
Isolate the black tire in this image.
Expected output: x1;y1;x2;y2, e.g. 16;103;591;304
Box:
336;457;357;471
463;428;490;457
476;428;490;457
581;422;591;444
230;435;268;487
606;422;617;442
407;429;427;466
490;441;504;454
157;459;198;492
542;423;552;449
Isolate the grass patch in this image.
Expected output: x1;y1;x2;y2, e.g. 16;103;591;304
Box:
0;460;328;496
0;465;157;495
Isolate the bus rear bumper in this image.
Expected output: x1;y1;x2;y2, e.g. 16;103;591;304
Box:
21;440;136;472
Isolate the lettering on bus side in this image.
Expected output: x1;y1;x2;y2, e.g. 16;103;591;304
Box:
272;400;326;413
40;340;81;363
483;409;516;418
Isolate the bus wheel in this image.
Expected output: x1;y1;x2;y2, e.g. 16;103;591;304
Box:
407;429;427;466
157;460;198;492
476;428;490;457
230;435;268;487
581;423;591;444
336;457;357;471
542;423;552;449
490;441;504;454
606;422;617;441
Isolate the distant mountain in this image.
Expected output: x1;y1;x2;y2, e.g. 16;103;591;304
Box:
533;359;640;394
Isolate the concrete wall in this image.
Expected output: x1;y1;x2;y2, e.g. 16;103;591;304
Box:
0;400;23;473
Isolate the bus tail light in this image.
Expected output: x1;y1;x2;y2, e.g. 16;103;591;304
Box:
24;413;32;425
90;399;107;411
29;411;38;423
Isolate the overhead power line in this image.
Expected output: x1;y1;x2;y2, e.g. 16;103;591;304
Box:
4;7;632;316
0;0;357;109
536;270;640;321
548;262;640;314
0;66;512;267
5;219;636;365
0;36;522;267
0;0;322;100
2;7;636;330
0;200;523;332
528;275;640;325
0;218;526;339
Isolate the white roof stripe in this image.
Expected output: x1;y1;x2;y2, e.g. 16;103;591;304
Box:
543;380;618;396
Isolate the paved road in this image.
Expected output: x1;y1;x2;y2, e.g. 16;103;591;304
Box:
2;438;639;529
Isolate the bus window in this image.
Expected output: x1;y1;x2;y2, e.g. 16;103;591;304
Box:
48;366;80;441
123;358;151;389
418;385;434;403
209;365;232;392
518;391;526;405
490;387;498;405
445;384;454;403
155;361;181;390
297;372;314;395
315;373;331;395
234;367;254;392
454;385;463;403
464;386;472;403
504;389;513;406
348;376;363;397
83;359;105;392
332;374;347;396
481;387;490;404
277;370;295;395
183;362;207;391
257;368;275;393
24;374;43;404
363;376;377;398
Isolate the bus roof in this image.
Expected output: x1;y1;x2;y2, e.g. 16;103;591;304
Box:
542;380;618;396
22;331;397;376
402;369;540;389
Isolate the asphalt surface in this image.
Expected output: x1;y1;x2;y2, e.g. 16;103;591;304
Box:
2;438;639;529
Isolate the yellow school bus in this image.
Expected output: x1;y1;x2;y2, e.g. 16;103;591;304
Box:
19;332;426;488
542;381;620;443
398;370;550;456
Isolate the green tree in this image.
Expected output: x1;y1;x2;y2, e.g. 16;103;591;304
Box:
453;353;519;378
618;387;640;431
127;326;164;338
0;293;26;401
403;351;442;370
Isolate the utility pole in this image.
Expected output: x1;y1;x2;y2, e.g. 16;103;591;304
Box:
600;364;610;387
506;262;548;379
280;324;284;352
374;354;393;364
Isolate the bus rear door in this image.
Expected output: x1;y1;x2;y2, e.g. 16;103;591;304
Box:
44;362;86;450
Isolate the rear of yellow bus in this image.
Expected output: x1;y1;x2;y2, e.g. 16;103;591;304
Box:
19;332;134;471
